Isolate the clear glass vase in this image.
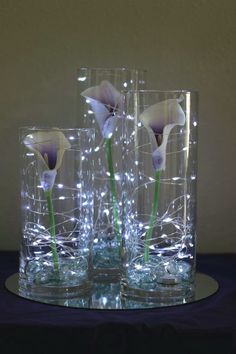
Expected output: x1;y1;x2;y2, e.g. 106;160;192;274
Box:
19;127;95;299
121;90;198;304
76;67;146;281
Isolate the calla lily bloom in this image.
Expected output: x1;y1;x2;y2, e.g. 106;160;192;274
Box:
81;80;124;139
24;130;71;190
140;97;186;171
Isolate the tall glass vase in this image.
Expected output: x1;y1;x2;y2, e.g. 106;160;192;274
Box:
121;90;198;304
76;67;146;281
19;127;95;299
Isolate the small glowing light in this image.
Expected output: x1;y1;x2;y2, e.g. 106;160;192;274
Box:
86;99;91;103
187;194;190;199
81;156;85;161
77;76;87;81
95;146;100;152
94;238;98;244
193;121;197;126
123;82;128;88
58;184;63;189
106;172;111;177
26;206;30;210
59;196;65;200
182;147;188;151
102;297;107;306
101;192;106;197
88;110;93;114
149;177;155;181
135;264;142;270
139;223;144;228
104;209;109;216
26;153;34;156
135;160;139;165
70;217;75;221
191;175;196;180
76;183;82;188
172;177;180;181
163;217;172;223
37;185;43;189
138;122;142;127
115;174;120;181
69;136;75;140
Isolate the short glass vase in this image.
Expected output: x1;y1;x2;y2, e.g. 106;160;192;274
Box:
19;127;95;299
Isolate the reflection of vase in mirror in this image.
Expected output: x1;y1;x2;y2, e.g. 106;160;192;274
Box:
91;282;121;309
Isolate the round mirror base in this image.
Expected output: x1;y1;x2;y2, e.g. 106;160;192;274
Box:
5;272;219;310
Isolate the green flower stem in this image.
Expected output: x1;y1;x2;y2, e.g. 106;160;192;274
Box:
44;189;59;272
104;137;121;244
144;170;161;262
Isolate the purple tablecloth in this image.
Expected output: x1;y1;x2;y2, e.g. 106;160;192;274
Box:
0;251;236;354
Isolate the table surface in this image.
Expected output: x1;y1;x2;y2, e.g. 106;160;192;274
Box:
1;251;236;354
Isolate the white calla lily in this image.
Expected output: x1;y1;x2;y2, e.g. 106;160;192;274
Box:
24;130;71;190
81;80;124;139
140;96;186;171
81;80;123;243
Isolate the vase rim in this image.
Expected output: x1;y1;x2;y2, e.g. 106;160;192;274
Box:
18;126;95;132
78;66;147;72
124;89;198;94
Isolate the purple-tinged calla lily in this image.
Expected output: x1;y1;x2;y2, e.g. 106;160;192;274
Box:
81;80;124;139
140;96;186;171
24;130;71;190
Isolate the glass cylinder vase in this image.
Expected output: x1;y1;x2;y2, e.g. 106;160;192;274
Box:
121;90;198;304
76;67;146;281
19;127;94;299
